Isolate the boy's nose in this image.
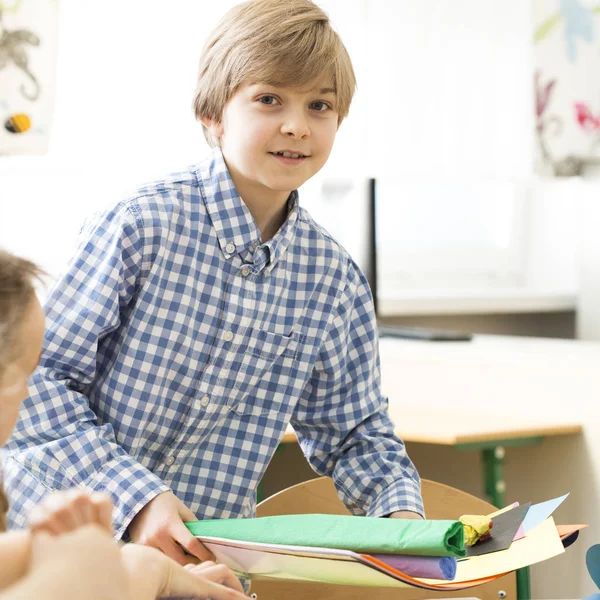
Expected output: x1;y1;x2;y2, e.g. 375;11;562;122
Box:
281;114;310;139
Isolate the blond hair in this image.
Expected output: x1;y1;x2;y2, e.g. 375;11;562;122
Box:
0;250;44;380
193;0;356;146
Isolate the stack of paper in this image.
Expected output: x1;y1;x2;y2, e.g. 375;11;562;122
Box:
185;494;584;591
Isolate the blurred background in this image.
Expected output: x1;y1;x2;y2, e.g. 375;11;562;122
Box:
5;0;600;341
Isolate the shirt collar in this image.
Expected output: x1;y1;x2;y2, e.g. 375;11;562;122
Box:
261;190;299;272
194;147;299;269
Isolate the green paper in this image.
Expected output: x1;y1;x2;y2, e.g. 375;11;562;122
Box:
186;514;465;558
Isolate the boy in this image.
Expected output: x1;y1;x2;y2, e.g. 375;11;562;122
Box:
4;0;423;565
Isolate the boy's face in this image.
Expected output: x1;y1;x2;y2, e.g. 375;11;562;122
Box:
0;297;45;446
204;78;339;207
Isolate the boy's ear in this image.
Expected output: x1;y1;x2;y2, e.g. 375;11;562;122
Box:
201;116;224;140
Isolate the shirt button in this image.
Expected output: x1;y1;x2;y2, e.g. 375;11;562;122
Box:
225;242;236;254
241;266;250;277
164;455;175;466
200;395;210;407
223;330;234;342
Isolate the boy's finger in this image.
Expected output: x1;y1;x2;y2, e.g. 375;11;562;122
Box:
159;536;197;566
172;521;215;562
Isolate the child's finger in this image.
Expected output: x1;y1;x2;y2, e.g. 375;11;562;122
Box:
66;489;94;524
187;563;245;592
90;492;114;533
195;578;248;600
29;498;79;533
192;560;216;570
29;506;62;536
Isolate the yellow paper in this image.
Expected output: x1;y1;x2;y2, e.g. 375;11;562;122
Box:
422;517;563;584
488;502;519;518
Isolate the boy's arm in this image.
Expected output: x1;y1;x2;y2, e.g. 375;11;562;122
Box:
290;263;424;519
3;202;169;539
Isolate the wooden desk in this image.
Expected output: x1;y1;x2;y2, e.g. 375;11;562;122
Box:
281;412;582;447
272;335;586;600
278;414;581;600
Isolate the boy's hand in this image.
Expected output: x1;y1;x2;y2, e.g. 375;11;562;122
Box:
128;490;215;565
29;525;129;600
389;510;424;520
28;488;113;536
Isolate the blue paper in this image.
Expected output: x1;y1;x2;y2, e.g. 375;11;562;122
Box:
522;493;569;534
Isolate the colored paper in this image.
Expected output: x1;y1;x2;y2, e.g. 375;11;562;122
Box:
468;502;531;557
561;530;579;549
198;536;489;591
522;493;569;533
433;517;564;584
369;554;456;579
187;514;465;557
558;524;588;549
194;516;564;591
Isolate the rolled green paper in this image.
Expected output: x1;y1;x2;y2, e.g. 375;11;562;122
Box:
186;514;466;558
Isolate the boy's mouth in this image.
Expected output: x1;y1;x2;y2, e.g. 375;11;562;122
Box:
269;150;309;165
270;151;309;159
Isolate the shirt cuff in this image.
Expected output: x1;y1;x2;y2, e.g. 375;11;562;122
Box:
87;455;171;541
365;479;425;519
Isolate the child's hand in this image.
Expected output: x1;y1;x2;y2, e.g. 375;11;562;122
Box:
28;488;113;536
185;560;246;592
127;490;214;565
29;525;129;600
121;543;247;600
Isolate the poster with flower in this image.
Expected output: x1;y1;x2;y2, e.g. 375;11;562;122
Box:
0;0;58;155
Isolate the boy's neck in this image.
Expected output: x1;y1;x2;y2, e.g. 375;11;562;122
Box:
243;192;289;243
223;158;291;242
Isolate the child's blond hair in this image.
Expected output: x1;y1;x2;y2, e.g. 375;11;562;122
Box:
0;249;44;532
0;250;44;376
193;0;356;146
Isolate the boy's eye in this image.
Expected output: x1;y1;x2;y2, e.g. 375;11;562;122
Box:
310;101;331;112
258;95;280;105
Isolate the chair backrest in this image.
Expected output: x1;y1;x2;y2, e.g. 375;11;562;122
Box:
251;477;517;600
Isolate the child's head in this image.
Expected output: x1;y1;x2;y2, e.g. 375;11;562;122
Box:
0;250;45;447
193;0;356;199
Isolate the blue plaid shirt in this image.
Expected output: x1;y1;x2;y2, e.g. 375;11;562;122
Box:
3;148;423;537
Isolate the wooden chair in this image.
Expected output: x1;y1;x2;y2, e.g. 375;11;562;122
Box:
251;477;516;600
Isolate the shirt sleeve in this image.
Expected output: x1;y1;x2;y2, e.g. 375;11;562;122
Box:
290;261;424;518
3;200;170;539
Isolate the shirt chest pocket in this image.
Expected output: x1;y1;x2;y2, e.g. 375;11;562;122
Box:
226;327;303;416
